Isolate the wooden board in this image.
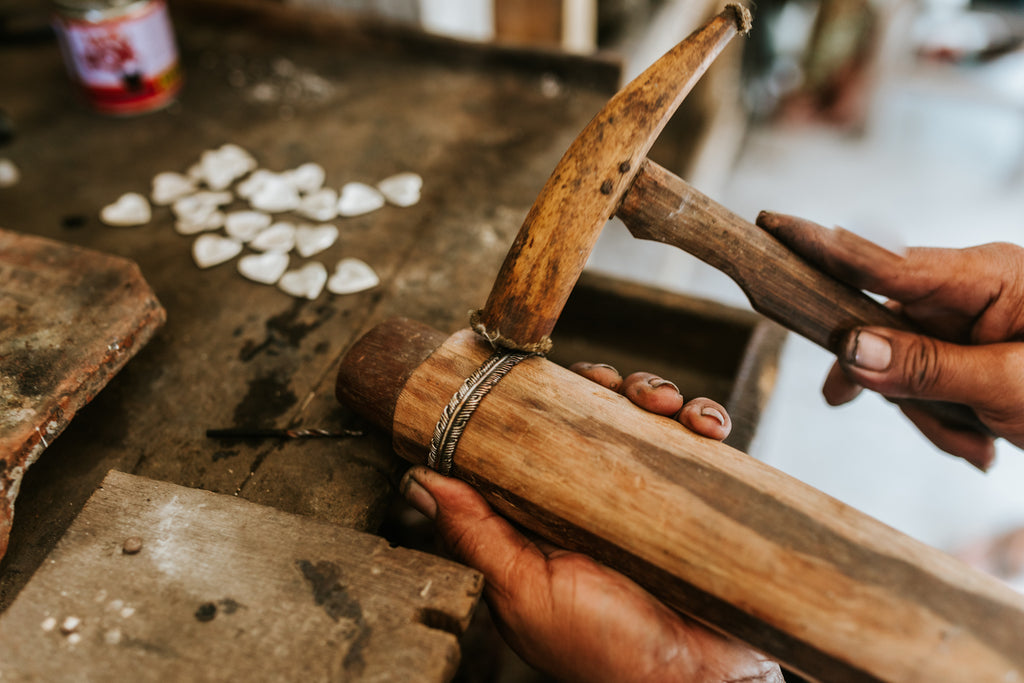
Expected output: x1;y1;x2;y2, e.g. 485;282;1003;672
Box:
0;470;482;682
0;231;165;561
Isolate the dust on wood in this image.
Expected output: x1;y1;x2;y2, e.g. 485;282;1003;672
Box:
0;471;482;682
0;231;164;562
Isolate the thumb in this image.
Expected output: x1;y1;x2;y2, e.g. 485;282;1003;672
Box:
838;327;1007;410
400;466;541;589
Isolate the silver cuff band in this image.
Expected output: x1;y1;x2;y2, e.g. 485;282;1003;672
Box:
427;351;531;475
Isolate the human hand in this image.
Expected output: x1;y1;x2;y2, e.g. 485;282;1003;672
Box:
401;365;782;683
757;210;1024;470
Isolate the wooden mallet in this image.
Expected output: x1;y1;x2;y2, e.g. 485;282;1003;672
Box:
337;6;1024;681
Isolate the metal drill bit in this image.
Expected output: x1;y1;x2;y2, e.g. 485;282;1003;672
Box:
206;427;364;440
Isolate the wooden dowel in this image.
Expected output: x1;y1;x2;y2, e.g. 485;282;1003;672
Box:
337;318;1024;683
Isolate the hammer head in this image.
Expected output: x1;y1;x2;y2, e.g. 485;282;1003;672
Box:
470;4;751;354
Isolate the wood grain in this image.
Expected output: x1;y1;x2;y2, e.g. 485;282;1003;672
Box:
0;471;482;682
0;231;165;562
473;8;744;352
340;319;1024;683
617;159;989;435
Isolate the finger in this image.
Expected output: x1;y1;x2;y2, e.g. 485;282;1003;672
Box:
897;401;997;471
838;327;1015;411
400;466;544;595
569;361;623;391
676;397;732;441
822;360;864;406
758;213;1016;325
756;211;904;293
620;372;685;416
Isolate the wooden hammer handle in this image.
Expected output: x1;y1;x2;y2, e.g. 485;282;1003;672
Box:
617;160;990;435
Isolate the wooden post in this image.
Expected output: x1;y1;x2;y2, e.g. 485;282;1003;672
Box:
337;317;1024;683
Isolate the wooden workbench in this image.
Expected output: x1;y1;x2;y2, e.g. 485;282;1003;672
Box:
0;4;786;679
0;1;619;602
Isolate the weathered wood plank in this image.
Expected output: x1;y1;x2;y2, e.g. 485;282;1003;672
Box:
0;231;164;562
0;471;482;682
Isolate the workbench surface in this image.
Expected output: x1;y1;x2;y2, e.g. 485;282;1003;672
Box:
0;1;619;610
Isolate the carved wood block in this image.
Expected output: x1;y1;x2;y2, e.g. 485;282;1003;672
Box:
0;471;482;682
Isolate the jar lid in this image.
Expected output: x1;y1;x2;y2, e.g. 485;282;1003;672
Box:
52;0;154;21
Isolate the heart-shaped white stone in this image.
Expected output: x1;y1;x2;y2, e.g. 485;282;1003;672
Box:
279;262;327;300
193;234;243;269
297;188;338;221
175;210;225;235
236;169;276;199
250;176;301;213
327;258;379;295
0;158;19;188
377;172;422;208
224;210;272;242
286;162;326;193
100;192;151;226
151;172;196;205
199;143;257;190
295;224;338;257
250;222;296;252
238;250;289;284
173;191;233;220
337;182;385;217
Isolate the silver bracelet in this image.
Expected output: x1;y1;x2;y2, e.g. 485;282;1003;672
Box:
427;350;532;475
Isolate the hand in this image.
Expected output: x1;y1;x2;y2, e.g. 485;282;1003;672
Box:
401;364;782;683
757;210;1024;470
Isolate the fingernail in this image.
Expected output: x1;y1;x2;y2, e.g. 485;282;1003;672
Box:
649;378;680;393
756;210;778;229
847;330;892;371
400;470;437;520
700;406;725;426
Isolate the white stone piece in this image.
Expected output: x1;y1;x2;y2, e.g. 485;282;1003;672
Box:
249;175;301;213
278;262;328;300
337;182;385;217
294;224;338;257
192;234;243;268
286;162;326;193
198;143;257;190
224;210;272;242
0;158;21;188
236;169;276;199
100;192;151;227
238;250;289;284
175;210;225;235
297;188;338;221
250;221;296;252
377;172;422;208
150;171;196;205
173;191;232;233
173;191;232;221
327;258;379;295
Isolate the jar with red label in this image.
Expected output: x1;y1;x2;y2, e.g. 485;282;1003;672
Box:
52;0;183;115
